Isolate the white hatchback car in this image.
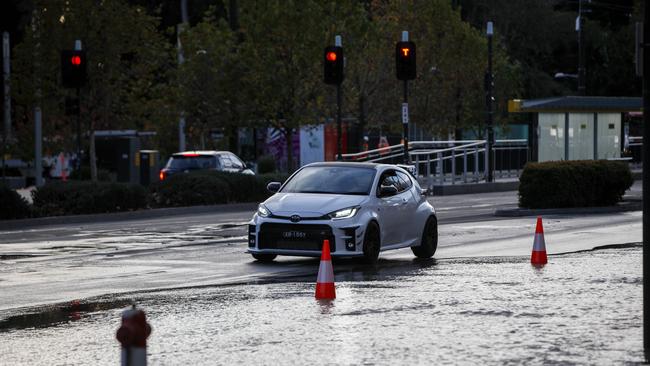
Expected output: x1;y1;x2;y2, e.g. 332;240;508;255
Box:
247;162;437;263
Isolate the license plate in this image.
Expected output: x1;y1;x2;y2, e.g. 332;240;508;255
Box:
281;230;307;239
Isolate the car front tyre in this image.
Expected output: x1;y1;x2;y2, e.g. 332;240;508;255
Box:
362;221;381;264
411;216;438;259
252;253;277;262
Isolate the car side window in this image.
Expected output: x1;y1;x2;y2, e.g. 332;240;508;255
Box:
396;171;413;190
378;171;401;196
228;154;244;169
220;155;233;168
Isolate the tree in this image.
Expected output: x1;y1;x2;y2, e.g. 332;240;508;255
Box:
237;0;331;171
11;0;176;173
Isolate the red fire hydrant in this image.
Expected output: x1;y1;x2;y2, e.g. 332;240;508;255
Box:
116;305;152;366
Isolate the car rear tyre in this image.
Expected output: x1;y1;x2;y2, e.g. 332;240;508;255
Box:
362;221;381;264
412;216;438;259
252;253;277;262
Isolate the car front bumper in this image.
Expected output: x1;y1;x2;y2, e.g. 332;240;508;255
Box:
247;214;368;257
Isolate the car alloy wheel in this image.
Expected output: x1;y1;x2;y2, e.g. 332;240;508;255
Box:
362;221;381;264
411;216;438;259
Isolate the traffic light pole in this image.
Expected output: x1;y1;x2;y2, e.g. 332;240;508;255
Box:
403;80;409;164
336;83;343;161
76;87;81;171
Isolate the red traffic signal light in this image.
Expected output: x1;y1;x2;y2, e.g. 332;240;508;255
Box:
71;55;82;66
396;41;416;80
61;50;87;88
324;46;344;85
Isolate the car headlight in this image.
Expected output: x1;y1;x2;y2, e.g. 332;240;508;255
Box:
328;206;359;220
257;204;271;217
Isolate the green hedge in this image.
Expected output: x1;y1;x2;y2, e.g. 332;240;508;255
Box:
0;185;31;219
149;171;289;207
518;160;633;209
32;181;148;216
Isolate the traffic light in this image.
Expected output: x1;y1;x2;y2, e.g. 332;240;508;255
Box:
395;41;416;80
323;46;344;85
61;50;87;88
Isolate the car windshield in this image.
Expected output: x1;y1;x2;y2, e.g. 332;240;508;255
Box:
281;166;376;195
166;155;217;170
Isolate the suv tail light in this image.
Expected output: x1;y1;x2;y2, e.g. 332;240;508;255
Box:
159;170;166;181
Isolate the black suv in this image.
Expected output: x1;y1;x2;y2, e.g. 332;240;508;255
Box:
159;151;254;180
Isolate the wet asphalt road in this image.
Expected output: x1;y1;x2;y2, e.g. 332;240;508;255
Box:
0;183;643;364
0;246;642;365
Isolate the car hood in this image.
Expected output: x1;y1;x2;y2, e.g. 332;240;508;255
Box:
264;193;368;217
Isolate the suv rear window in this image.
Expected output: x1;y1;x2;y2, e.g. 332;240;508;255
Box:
166;155;218;170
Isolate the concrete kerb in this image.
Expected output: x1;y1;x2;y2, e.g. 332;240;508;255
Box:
0;202;259;231
494;200;642;217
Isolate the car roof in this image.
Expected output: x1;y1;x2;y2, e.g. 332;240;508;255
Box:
303;161;407;171
172;150;233;156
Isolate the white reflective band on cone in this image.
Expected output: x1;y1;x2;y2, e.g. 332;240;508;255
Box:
533;233;546;251
317;260;334;283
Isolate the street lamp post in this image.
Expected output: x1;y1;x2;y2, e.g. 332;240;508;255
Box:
485;21;494;183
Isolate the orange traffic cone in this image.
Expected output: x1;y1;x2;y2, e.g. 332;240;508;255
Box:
531;216;548;266
315;239;336;300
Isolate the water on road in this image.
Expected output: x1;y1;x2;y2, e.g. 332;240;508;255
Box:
0;245;642;365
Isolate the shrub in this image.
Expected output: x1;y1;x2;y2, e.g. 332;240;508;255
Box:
149;171;292;207
257;155;276;174
69;167;113;182
32;181;147;216
518;160;633;209
0;185;31;219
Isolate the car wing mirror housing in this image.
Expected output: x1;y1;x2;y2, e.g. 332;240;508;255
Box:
267;181;282;193
379;185;398;197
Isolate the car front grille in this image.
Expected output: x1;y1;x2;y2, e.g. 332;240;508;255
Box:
258;223;335;252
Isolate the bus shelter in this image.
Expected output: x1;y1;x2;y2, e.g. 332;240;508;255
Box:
509;96;642;162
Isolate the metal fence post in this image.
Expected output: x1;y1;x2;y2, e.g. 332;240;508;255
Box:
474;147;479;182
437;151;443;185
427;153;432;190
463;150;468;183
451;150;456;185
484;141;489;182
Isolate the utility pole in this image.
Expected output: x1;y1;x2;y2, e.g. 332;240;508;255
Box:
486;21;495;183
577;0;586;95
177;0;188;152
2;32;10;183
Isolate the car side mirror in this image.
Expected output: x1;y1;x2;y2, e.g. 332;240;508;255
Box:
267;181;281;193
379;185;398;197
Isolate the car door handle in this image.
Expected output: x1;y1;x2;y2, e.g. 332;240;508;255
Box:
401;198;408;205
